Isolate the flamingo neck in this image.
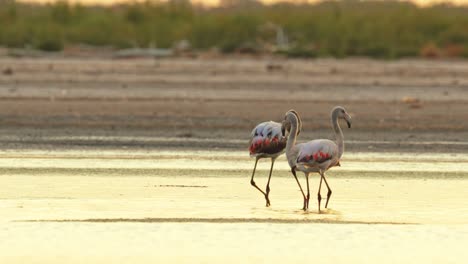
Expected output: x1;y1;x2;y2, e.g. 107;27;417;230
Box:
332;111;344;158
286;114;299;166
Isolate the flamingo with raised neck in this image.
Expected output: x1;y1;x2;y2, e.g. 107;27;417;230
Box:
282;106;352;212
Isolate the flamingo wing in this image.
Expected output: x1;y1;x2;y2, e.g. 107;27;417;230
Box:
249;121;286;155
296;139;338;166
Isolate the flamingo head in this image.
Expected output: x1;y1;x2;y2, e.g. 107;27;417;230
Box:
333;106;352;128
282;109;302;137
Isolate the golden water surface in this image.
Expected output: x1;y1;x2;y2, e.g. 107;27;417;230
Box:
1;149;467;263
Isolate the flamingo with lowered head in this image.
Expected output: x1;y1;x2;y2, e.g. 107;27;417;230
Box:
282;106;351;212
248;114;302;206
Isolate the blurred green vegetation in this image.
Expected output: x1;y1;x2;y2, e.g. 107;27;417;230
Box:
1;0;468;58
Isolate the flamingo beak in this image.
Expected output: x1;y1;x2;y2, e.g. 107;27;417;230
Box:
345;113;352;128
281;122;286;136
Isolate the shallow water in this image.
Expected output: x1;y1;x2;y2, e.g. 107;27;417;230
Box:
1;149;468;263
1;149;467;173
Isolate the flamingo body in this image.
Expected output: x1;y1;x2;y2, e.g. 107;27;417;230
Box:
296;139;339;172
249;121;286;158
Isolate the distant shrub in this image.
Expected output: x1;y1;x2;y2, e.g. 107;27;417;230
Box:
36;39;64;52
420;43;442;58
50;1;72;24
1;1;468;58
393;47;420;58
278;46;318;58
360;45;392;59
444;44;465;57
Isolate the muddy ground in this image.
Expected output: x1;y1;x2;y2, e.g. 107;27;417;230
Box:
0;57;467;152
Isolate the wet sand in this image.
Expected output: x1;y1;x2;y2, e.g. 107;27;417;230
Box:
1;150;468;263
1;57;468;153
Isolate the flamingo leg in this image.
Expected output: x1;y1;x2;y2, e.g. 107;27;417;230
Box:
250;157;269;206
291;169;307;211
322;174;332;208
305;172;310;210
264;158;276;207
317;174;323;213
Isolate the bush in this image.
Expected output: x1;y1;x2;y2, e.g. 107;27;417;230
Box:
1;1;468;58
36;39;64;51
278;46;318;58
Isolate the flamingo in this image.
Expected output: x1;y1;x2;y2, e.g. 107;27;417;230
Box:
281;106;352;212
249;114;302;207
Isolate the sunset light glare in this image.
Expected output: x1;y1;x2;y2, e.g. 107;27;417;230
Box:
16;0;468;7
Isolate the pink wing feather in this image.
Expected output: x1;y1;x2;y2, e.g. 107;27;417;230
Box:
249;121;286;155
296;139;338;165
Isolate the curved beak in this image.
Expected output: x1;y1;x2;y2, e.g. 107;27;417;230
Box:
281;121;286;136
345;113;352;128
